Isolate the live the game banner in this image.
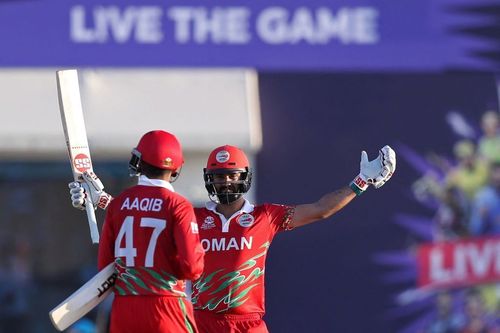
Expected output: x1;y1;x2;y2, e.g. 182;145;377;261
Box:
417;236;500;289
0;0;499;70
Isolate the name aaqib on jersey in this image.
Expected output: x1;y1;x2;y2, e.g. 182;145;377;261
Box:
201;236;253;252
120;197;163;212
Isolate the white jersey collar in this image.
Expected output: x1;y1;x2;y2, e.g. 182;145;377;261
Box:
205;199;254;213
205;199;255;233
137;175;175;192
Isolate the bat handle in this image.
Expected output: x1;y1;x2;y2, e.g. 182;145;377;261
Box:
82;183;100;244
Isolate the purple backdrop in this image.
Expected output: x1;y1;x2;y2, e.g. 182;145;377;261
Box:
0;0;499;70
256;72;499;332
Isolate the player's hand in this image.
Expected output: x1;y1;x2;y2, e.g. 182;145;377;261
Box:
68;171;112;210
350;145;396;195
69;181;86;210
82;171;113;209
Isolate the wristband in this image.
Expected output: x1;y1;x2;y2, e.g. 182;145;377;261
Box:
350;175;368;196
97;192;112;209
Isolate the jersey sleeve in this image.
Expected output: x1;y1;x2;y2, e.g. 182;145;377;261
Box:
171;198;204;281
97;202;116;271
266;203;296;234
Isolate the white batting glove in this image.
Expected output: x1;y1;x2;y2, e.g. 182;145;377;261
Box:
350;145;396;195
69;181;86;210
68;171;112;210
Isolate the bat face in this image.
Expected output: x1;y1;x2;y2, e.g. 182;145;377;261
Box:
73;153;93;175
56;69;100;244
49;263;116;331
56;69;94;180
97;272;117;297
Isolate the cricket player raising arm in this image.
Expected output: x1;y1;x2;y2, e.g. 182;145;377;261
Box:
70;143;396;333
75;130;204;333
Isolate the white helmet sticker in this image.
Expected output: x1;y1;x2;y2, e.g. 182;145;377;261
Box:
216;150;230;163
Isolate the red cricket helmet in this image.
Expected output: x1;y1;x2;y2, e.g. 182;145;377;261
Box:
205;145;250;171
203;145;252;204
129;130;184;178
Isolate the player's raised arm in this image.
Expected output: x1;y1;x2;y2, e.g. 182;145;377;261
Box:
289;145;396;229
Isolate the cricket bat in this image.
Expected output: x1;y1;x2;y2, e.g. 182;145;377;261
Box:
49;262;116;331
56;69;99;244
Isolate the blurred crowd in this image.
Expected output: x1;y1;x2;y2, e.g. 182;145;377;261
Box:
411;110;500;333
412;110;500;240
0;171;126;332
0;239;33;333
425;288;500;333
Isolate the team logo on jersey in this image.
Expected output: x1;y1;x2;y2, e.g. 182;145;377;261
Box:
216;150;230;163
201;216;216;230
237;214;254;227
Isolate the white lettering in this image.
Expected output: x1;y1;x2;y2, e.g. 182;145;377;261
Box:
130;198;139;210
256;7;288;44
466;243;495;277
151;199;163;212
226;8;251;43
193;8;223;43
104;7;136;43
257;7;379;45
71;5;379;46
212;238;226;251
454;246;466;280
168;7;192;43
71;6;100;42
120;197;163;212
226;237;238;250
168;6;250;44
241;236;253;250
201;236;254;252
315;8;344;44
428;240;500;285
201;239;210;252
430;249;450;282
139;198;149;211
289;7;316;44
70;5;163;44
121;197;130;210
135;7;164;43
352;8;378;43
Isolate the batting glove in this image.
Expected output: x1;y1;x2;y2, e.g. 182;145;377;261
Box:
69;181;86;210
68;171;112;210
350;145;396;195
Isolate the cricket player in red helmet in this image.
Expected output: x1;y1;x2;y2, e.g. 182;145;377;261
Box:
191;144;395;333
70;130;204;333
69;142;396;333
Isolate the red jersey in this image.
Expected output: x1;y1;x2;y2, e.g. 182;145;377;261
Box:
192;200;295;315
98;176;204;297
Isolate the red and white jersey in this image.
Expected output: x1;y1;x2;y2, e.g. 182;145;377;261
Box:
192;200;295;315
98;176;204;298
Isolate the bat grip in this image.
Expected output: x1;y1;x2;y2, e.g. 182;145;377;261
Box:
82;183;100;244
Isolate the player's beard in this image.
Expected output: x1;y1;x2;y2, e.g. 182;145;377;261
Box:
216;185;242;205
